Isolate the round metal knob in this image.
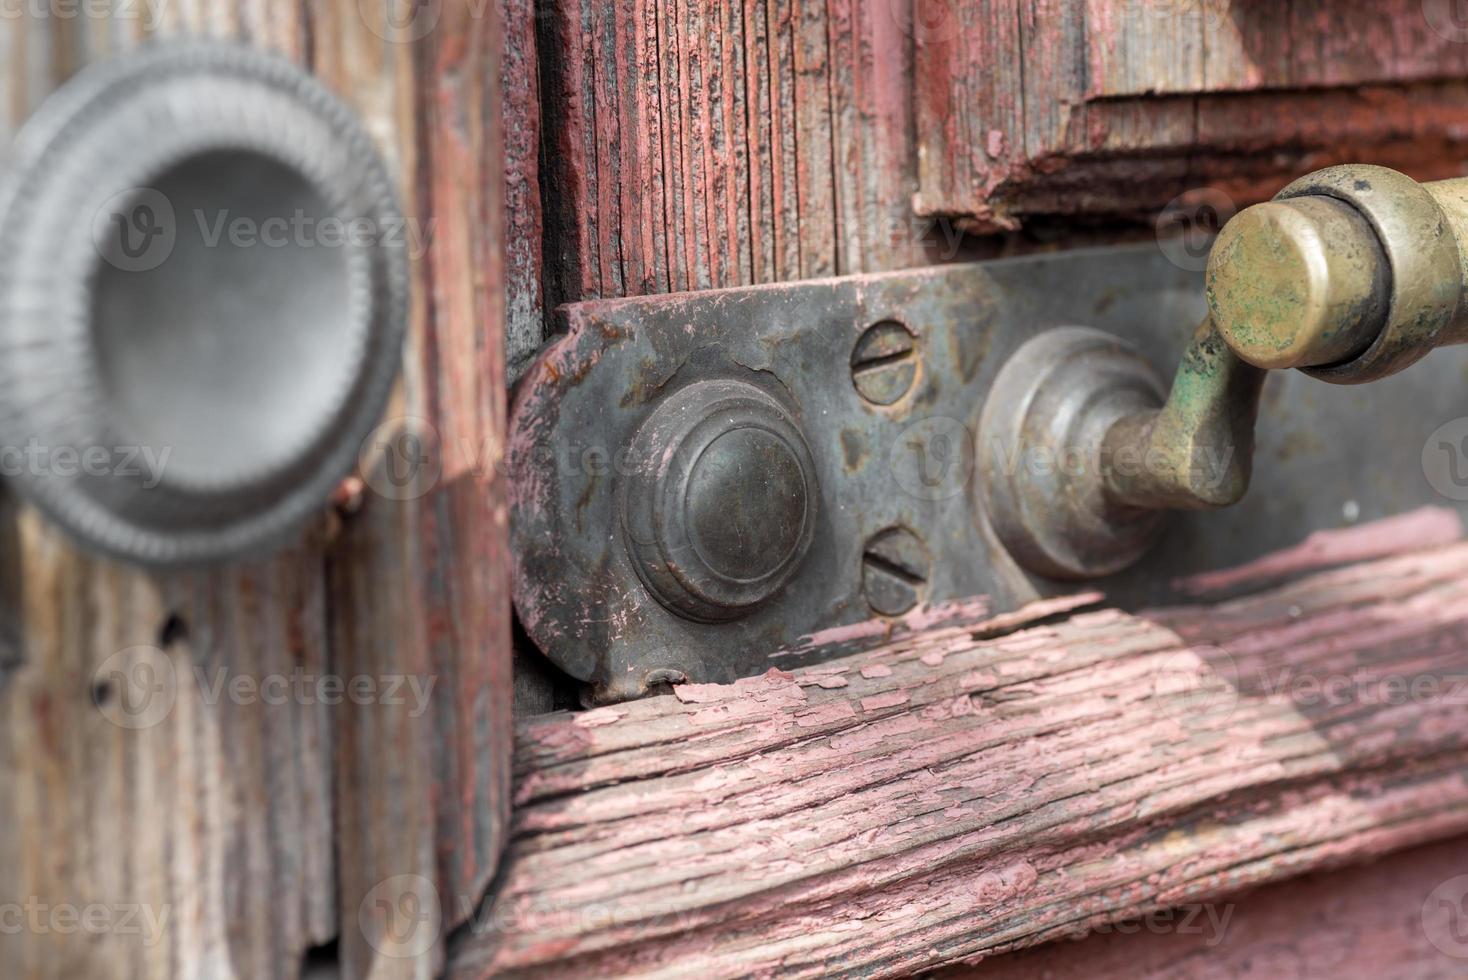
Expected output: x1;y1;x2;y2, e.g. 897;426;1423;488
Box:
0;41;407;565
621;379;818;622
1206;196;1387;370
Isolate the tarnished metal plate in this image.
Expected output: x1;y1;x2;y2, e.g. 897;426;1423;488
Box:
509;244;1468;701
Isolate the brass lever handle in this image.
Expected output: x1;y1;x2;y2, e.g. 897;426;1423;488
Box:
983;165;1467;580
1100;316;1265;512
1107;164;1467;512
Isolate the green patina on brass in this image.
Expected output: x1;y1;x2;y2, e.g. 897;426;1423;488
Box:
1102;318;1264;511
1102;163;1468;514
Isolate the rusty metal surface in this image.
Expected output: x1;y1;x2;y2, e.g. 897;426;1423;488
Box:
509;244;1468;700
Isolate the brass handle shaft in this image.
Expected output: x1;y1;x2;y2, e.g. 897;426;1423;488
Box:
1106;164;1468;512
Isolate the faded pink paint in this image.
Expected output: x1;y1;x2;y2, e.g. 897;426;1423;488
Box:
1174;505;1462;596
859;690;911;712
777;596;998;661
951;834;1468;980
572;707;626;729
460;520;1468;978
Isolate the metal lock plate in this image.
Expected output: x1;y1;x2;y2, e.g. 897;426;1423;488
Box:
510;244;1468;702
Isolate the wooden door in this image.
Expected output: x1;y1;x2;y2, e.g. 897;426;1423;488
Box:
2;4;511;978
467;0;1468;976
6;1;1468;978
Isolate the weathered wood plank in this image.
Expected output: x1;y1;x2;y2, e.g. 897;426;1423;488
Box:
0;13;335;979
503;0;543;381
537;0;921;314
326;1;513;976
938;833;1468;979
448;532;1468;977
1;3;513;977
917;0;1468;230
1088;0;1468;97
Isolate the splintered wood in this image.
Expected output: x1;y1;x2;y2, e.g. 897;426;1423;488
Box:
451;533;1468;978
917;0;1468;229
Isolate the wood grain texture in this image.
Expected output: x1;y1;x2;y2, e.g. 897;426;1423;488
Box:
536;0;923;315
502;0;542;381
918;0;1468;230
448;533;1468;977
325;1;512;976
937;832;1468;980
0;2;511;977
0;14;333;980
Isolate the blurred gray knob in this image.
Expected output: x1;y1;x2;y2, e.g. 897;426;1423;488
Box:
0;40;408;565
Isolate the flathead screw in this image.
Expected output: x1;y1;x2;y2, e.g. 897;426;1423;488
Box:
861;527;929;616
851;321;918;406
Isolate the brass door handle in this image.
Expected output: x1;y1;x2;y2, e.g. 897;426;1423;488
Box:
985;164;1468;579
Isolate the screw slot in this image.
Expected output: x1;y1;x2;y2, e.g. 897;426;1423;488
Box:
851;321;918;406
862;526;930;616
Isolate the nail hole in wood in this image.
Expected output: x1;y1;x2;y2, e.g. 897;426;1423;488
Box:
157;613;189;650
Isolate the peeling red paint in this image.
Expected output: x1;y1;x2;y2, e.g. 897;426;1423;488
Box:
859;690;911;712
463;519;1468;978
573;707;627;729
917;1;1468;230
